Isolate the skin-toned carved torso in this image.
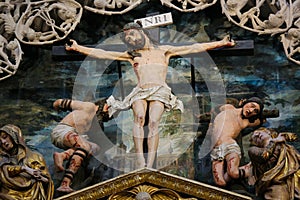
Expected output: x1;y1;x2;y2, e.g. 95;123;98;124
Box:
213;102;261;147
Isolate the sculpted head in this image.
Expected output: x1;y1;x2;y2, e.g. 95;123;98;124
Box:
57;4;76;20
0;124;22;154
6;39;18;50
121;21;146;50
121;21;158;51
240;97;264;123
0;131;15;152
250;127;277;147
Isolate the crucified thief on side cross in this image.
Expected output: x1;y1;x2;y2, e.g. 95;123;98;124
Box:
65;21;235;169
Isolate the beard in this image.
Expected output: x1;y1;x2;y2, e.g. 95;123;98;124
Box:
241;108;258;123
125;34;146;51
241;107;247;119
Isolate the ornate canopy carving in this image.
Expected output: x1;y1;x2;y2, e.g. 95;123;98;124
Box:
2;0;300;80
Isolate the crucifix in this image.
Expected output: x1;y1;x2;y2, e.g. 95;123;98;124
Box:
51;12;255;170
52;12;253;60
52;12;254;100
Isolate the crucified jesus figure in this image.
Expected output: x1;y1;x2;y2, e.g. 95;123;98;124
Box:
65;21;235;169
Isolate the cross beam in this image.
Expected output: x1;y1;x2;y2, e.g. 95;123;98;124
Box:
198;109;279;123
51;39;255;168
52;40;254;61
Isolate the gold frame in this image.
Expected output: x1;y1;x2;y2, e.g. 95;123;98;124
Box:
55;168;252;200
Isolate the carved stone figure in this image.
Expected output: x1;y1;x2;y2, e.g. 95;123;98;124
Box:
84;0;143;15
0;3;23;81
281;28;300;62
0;36;23;81
0;3;16;36
221;0;292;35
0;124;54;200
159;0;217;12
0;0;82;81
280;0;300;65
224;0;248;18
15;0;82;45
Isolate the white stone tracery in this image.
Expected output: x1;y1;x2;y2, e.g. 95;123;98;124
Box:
1;0;300;80
15;0;82;45
222;0;293;35
280;0;300;65
160;0;218;13
0;2;23;81
84;0;143;15
221;0;300;65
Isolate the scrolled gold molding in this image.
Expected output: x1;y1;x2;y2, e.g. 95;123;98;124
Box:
55;168;252;200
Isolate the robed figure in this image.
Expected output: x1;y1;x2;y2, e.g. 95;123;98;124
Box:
0;124;54;200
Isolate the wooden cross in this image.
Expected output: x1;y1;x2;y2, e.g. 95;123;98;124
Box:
52;22;253;103
52;12;254;61
51;13;275;169
51;11;255;116
52;39;254;61
52;12;254;104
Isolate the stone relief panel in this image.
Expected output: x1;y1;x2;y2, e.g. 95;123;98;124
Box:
84;0;144;15
221;0;293;35
15;0;82;45
221;0;300;65
281;0;300;65
0;0;82;81
157;0;217;13
0;2;23;81
83;0;217;15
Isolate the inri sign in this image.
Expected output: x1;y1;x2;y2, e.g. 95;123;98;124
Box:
134;12;173;28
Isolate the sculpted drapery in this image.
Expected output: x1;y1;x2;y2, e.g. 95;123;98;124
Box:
249;132;300;200
0;124;54;200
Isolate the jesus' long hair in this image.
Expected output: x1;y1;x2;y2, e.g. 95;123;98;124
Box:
120;21;158;58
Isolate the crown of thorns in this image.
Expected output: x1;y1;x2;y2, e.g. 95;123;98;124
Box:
123;21;143;31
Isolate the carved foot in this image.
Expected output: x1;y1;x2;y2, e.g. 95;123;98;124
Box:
56;185;74;193
136;154;146;169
